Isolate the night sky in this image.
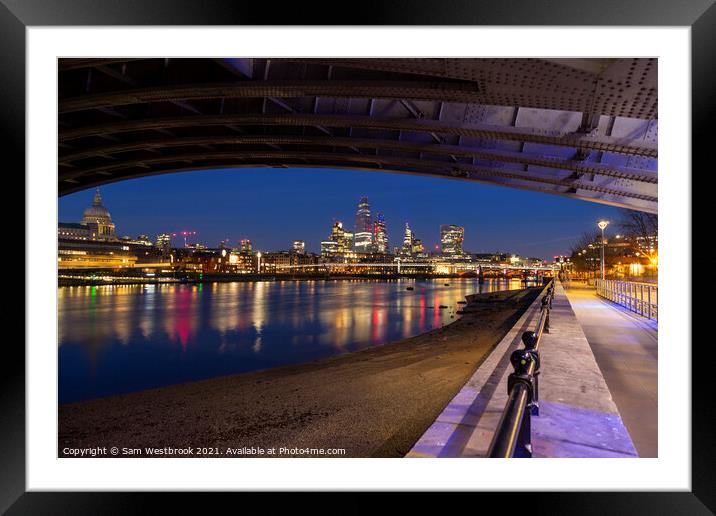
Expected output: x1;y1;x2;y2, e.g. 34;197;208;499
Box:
58;167;625;260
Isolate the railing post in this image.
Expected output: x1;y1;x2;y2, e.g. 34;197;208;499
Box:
507;348;537;458
631;283;635;312
522;330;540;416
541;296;550;333
640;284;644;316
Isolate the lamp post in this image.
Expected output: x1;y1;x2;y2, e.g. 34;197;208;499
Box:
597;220;609;280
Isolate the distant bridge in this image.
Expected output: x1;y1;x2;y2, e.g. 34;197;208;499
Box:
272;262;558;272
59;58;657;212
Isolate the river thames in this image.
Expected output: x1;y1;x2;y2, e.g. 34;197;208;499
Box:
58;278;527;403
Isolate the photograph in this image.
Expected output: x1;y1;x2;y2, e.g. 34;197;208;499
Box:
5;0;711;507
55;57;659;460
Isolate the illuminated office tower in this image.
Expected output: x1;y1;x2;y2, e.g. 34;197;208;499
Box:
373;213;388;254
354;196;374;252
336;223;354;253
155;233;171;252
321;221;354;257
440;224;464;256
293;240;306;254
320;239;340;257
402;223;414;255
240;239;252;253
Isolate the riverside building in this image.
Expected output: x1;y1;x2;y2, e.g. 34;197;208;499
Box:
58;188;116;242
58;188;164;269
440;224;465;257
240;239;253;253
321;221;355;258
293;240;306;254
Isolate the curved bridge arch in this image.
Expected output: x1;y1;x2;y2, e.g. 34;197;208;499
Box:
59;58;658;212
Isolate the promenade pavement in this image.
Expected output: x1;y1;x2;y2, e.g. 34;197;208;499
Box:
563;283;658;458
408;281;641;458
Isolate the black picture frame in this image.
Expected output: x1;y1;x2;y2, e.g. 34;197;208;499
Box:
4;0;712;512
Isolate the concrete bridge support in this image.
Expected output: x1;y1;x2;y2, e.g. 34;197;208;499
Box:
477;265;485;285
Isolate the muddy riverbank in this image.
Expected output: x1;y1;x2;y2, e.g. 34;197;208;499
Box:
58;287;541;458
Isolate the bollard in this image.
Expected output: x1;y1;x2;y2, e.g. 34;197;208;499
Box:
541;296;550;333
522;330;537;351
507;348;537;457
521;331;540;415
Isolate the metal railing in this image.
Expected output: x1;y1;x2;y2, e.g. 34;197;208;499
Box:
487;279;555;458
595;279;658;321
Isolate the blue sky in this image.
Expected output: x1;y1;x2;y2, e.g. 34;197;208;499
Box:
58;167;625;260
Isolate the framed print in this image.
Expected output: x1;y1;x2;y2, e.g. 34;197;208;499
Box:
4;0;714;512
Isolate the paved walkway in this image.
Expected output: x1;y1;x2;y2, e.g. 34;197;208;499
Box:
563;283;658;458
408;283;638;458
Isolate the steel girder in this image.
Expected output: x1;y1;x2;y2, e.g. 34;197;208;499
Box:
58;58;658;212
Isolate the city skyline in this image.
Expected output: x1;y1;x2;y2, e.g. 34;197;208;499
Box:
58;167;625;260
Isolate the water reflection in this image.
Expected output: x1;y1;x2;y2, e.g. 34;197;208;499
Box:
58;278;527;403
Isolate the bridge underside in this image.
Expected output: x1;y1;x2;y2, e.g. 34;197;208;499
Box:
58;58;657;212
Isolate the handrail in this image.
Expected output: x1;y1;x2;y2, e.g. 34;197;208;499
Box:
595;279;657;321
487;279;555;458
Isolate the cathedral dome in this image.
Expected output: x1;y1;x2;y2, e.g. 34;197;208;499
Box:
81;188;113;225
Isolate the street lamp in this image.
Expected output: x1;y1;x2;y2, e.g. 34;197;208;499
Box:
597;220;609;280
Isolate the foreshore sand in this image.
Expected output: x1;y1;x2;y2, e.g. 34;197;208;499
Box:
58;286;541;458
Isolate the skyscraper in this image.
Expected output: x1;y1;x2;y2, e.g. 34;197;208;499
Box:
155;233;171;253
240;239;252;252
292;240;305;254
401;223;425;257
321;221;354;257
354;196;374;253
403;223;414;254
440;224;465;257
373;212;388;254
